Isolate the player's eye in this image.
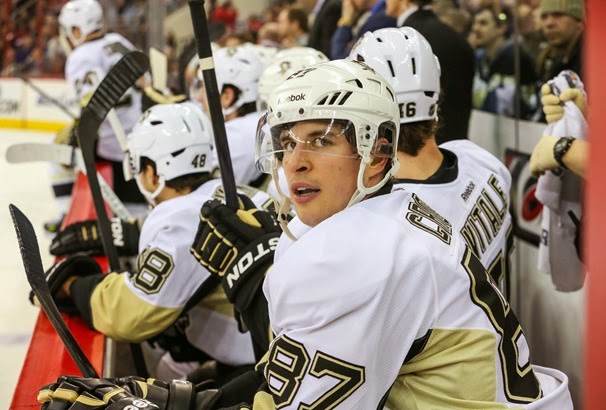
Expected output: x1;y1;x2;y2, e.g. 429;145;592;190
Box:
312;137;332;148
280;136;297;151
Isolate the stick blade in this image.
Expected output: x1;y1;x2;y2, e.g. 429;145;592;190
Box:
9;204;47;293
85;50;150;122
9;203;99;378
150;47;168;92
6;143;75;166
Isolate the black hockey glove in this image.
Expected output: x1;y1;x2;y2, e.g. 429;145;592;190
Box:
38;376;159;410
50;217;140;257
191;194;280;309
39;375;225;410
29;254;103;316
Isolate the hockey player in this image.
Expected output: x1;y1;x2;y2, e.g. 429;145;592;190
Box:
199;44;268;188
41;102;268;382
350;27;513;290
39;60;572;409
47;0;146;231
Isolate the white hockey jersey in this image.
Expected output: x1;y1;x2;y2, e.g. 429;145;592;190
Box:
212;111;265;185
65;33;143;161
260;190;572;409
90;179;272;366
393;140;513;288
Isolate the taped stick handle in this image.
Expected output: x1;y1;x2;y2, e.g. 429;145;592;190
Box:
188;0;238;209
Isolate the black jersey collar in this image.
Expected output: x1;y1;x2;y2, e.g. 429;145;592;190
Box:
393;148;458;185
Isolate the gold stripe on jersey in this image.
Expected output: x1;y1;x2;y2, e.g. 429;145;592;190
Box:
91;272;181;342
387;328;514;409
199;282;238;317
252;390;275;409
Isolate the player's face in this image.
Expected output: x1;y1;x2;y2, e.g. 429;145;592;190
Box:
540;12;583;49
280;120;361;227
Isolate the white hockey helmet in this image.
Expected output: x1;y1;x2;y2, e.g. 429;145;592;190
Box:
257;47;329;112
58;0;104;49
256;59;400;219
213;45;265;117
242;43;279;67
124;102;214;205
349;27;441;123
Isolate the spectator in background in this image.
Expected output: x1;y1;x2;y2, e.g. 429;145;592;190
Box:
277;4;309;47
517;1;544;59
471;5;537;119
386;0;474;143
331;0;396;59
305;0;342;57
437;5;472;36
224;30;256;47
536;0;584;86
210;0;238;31
257;21;282;48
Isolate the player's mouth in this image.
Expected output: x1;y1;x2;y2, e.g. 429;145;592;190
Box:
291;182;320;204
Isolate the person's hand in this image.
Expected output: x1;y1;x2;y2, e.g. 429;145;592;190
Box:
50;218;140;257
29;254;103;315
53;120;79;147
338;0;361;26
38;376;160;410
529;135;559;178
191;194;280;306
38;375;223;410
541;83;588;123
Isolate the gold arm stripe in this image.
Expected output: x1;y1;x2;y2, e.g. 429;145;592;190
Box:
91;272;181;342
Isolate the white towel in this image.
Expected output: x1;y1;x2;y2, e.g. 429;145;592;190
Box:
535;70;587;291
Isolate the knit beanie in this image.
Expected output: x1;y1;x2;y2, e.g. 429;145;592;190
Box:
540;0;585;21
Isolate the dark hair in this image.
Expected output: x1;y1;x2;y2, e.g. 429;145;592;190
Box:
411;0;434;6
140;157;212;193
475;5;513;38
398;120;440;156
221;84;257;117
286;5;308;32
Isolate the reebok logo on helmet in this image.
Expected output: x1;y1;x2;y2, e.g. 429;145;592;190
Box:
277;93;306;105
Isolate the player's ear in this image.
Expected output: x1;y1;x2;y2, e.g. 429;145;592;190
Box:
366;137;390;179
142;163;159;187
220;86;236;109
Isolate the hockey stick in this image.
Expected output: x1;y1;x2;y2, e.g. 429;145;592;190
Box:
150;47;168;93
188;0;238;209
76;51;150;379
9;204;99;378
6;143;133;221
19;76;79;119
77;51;149;270
88;72;129;152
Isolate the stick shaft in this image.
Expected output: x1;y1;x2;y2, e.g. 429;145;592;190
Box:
19;76;78;119
188;0;238;209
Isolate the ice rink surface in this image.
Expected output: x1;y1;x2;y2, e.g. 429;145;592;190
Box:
0;129;58;408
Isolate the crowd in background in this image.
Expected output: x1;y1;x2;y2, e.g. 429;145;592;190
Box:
0;0;584;123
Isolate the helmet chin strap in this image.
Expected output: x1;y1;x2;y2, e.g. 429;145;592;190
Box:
347;154;399;208
270;166;297;241
135;174;165;207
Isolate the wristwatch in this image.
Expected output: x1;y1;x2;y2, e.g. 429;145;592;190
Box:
553;136;575;169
